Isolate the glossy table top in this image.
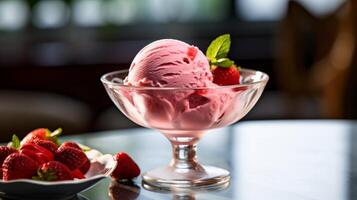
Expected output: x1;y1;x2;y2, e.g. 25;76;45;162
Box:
62;120;357;199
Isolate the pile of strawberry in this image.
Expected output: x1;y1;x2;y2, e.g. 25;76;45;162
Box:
0;128;90;181
206;34;241;86
0;128;141;182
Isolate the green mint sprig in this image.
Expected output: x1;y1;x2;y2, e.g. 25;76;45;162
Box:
206;34;235;68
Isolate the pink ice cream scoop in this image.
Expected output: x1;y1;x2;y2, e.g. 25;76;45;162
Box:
122;39;236;130
124;39;214;88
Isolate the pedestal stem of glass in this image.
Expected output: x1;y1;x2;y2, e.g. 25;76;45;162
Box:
142;132;230;190
169;137;204;172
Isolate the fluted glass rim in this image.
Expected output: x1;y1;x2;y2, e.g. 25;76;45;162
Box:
101;68;269;90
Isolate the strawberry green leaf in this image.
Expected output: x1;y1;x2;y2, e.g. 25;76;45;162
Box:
33;169;58;181
49;128;62;146
213;58;235;67
78;143;91;152
206;34;231;61
32;170;43;181
11;135;20;150
50;128;62;138
32;176;41;181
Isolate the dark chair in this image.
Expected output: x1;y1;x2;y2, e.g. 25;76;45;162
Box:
0;90;92;142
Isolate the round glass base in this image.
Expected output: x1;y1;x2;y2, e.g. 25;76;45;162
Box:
142;165;230;191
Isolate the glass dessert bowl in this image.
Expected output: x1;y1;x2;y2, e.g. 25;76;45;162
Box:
101;68;268;190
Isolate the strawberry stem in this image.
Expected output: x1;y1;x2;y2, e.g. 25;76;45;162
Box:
50;128;62;137
78;143;91;152
50;128;62;146
33;169;57;181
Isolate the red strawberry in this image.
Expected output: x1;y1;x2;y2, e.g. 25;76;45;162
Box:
72;169;85;179
32;139;58;154
79;158;90;175
2;153;38;180
21;143;54;164
111;152;140;180
34;161;73;181
55;147;87;171
60;141;81;150
21;128;50;144
61;142;91;152
187;46;197;61
195;89;208;95
0;146;18;164
0;146;18;179
58;142;90;174
19;149;46;165
109;180;140;200
21;128;61;146
212;65;240;86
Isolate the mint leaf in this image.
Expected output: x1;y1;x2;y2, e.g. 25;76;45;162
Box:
206;34;231;61
11;134;20;150
213;58;235;67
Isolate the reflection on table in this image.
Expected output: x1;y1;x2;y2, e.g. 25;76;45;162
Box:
64;120;357;200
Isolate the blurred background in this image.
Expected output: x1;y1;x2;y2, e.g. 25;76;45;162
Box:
0;0;356;141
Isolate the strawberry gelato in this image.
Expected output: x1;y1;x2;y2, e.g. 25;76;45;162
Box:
120;39;237;130
124;39;214;88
